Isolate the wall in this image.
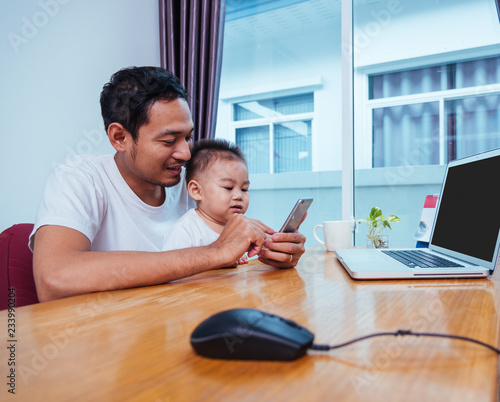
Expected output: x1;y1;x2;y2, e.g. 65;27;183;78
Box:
0;0;160;232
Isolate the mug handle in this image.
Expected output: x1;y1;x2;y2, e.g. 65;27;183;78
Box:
313;224;324;245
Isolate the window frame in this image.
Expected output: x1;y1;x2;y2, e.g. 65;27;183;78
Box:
355;52;500;170
230;95;316;174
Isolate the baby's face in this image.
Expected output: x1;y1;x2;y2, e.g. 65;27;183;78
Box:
197;158;249;225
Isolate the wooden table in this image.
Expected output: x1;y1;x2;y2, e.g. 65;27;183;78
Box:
2;247;499;401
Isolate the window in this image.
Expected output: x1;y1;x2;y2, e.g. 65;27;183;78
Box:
232;93;314;174
217;0;500;248
367;56;500;168
354;0;500;247
216;0;342;242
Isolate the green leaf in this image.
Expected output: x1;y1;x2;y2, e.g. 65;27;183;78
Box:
361;207;400;233
388;215;401;223
370;207;382;220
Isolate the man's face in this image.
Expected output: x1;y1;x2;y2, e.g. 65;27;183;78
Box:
123;98;194;190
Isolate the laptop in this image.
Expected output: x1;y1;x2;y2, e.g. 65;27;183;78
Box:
335;148;500;280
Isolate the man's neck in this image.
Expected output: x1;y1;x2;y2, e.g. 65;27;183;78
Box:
114;153;165;207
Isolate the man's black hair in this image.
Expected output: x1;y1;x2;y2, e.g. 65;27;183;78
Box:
185;139;247;183
100;66;188;141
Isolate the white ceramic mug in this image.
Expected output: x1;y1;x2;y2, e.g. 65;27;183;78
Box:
313;220;352;251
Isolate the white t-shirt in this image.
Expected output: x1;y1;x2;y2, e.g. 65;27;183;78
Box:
30;154;195;252
162;208;219;251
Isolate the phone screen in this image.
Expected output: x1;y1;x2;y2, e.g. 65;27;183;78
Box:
279;198;313;233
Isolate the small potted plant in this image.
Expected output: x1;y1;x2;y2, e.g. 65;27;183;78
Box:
358;207;400;248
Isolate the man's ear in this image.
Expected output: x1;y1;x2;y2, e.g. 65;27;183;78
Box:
188;180;203;201
107;123;129;152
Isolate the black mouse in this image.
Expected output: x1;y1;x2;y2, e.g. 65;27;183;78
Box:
190;308;315;361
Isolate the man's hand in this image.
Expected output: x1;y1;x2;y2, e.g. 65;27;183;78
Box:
212;214;271;267
257;231;306;268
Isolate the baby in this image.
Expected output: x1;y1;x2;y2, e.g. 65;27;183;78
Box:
162;138;250;264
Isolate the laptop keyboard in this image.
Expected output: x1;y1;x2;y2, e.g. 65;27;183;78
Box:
382;250;465;268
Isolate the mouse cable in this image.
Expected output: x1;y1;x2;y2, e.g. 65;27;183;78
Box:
310;329;500;354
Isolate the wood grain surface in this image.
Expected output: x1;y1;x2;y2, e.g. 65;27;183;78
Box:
2;247;499;401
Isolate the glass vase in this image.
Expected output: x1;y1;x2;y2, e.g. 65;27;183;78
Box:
367;234;389;249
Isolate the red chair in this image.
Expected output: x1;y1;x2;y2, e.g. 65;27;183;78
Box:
0;224;39;310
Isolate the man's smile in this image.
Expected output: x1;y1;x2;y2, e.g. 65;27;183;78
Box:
166;164;184;175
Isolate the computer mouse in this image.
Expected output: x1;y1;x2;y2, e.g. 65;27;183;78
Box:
190;308;315;361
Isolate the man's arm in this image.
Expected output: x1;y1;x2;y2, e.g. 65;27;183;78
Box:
33;215;269;302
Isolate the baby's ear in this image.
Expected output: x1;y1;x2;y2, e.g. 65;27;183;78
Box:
187;180;203;201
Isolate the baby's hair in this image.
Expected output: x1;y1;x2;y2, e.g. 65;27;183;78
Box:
185;139;247;183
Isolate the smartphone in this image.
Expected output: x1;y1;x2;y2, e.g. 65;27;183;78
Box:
279;198;313;233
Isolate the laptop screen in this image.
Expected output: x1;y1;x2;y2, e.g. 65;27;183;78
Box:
430;152;500;262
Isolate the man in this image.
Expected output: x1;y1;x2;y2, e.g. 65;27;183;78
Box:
31;66;306;302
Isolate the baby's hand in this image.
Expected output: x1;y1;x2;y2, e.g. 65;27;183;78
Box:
237;254;249;265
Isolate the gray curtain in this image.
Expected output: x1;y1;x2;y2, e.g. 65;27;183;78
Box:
159;0;226;141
